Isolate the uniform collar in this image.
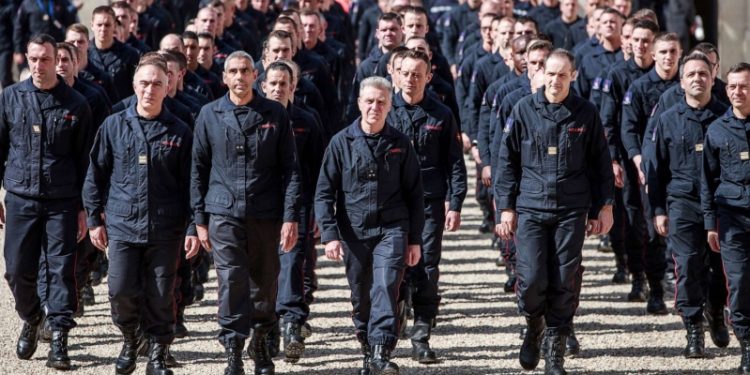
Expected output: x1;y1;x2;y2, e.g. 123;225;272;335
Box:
647;68;678;84
532;87;582;121
216;90;273;114
18;76;68;95
393;92;435;110
345;119;397;140
123;102;177;124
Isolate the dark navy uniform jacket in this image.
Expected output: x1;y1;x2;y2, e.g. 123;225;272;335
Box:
87;39;141;103
0;78;93;200
454;45;489;138
387;93;467;211
488;82;532;171
701;109;750;231
356;5;381;61
83;105;194;243
113;95;194;129
621;68;678;160
527;3;560;28
191;92;301;226
13;0;77;53
573;35;599;65
315;121;425;245
466;53;510;142
288;103;326;206
79;65;116;105
599;58;652;162
648;97;727;217
440;2;479;66
73;78;111;130
544;16;588;51
347;47;385;122
480;73;529;167
574;45;623;101
494;89;614;219
184;69;215;102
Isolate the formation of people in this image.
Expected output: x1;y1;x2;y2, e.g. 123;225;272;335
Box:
0;0;746;375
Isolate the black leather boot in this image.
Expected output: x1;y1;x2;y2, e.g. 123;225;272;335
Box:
175;306;188;339
519;316;545;370
40;313;52;343
612;251;628;284
369;345;399;375
739;338;750;374
646;278;668;315
223;338;245;375
82;284;96;306
397;301;408;339
705;308;730;348
410;319;438;364
282;321;305;364
115;329;147;374
543;330;567;375
46;330;72;370
145;341;173;375
565;324;580;356
16;314;42;360
504;276;517;293
250;330;275;375
627;272;648;302
357;333;371;375
683;319;705;358
267;323;280;358
164;345;178;367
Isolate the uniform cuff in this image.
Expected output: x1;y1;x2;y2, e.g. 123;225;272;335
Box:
195;212;209;226
87;216;104;228
448;198;463;213
627;148;641;160
407;234;422;246
321;230;340;244
185;224;197;236
704;215;717;231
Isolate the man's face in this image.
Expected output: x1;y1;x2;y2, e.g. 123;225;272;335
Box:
621;23;633;56
92;13;115;45
399;57;431;98
405;39;432;59
129;10;139;34
65;31;89;62
212;6;226;34
494;19;514;49
587;9;603;36
560;0;577;19
402;12;428;39
166;61;184;94
273;23;298;48
56;49;77;80
251;0;268;11
377;20;403;49
496;0;514;17
585;0;601;17
223;57;257;98
113;8;131;34
680;59;713;99
261;69;293;104
526;48;548;77
613;0;631;16
133;65;168;112
197;37;214;67
301;15;321;45
727;71;750;111
706;52;720;80
598;13;621;40
511;39;527;72
183;38;199;66
160;36;184;54
265;37;294;62
358;86;391;127
544;55;575;99
652;40;681;73
480;17;494;47
196;9;217;35
630;27;653;60
300;0;320;10
388;56;403;88
27;42;58;86
513;21;536;38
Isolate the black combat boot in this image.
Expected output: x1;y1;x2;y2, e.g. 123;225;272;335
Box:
504;275;517;293
410;319;438;364
175;306;188;339
82;284;96;306
627;272;647;302
519;316;545;370
683;318;705;358
565;324;580;356
705;308;730;348
646;277;668;315
250;329;275;375
357;333;371;375
115;329;147;374
739;338;750;374
612;251;628;284
223;338;245;375
16;314;42;360
369;345;399;375
46;330;72;370
164;345;178;367
267;323;280;358
282;321;305;363
543;330;567;375
145;340;173;375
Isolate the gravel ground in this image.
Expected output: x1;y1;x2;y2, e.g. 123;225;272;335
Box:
0;159;740;374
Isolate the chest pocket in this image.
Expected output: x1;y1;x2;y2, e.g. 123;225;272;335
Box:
383;147;404;179
112;144;134;184
565;125;587;170
153;135;182;167
521;130;538;166
252;123;278;168
721;140;742;177
419;124;442;161
46;110;75;155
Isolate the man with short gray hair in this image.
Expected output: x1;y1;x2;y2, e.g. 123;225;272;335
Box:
315;77;425;375
191;50;301;375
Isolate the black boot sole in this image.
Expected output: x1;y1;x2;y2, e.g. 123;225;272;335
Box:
283;341;304;363
46;358;72;371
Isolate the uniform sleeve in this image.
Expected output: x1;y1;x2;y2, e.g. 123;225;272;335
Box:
493;105;522;218
314;139;342;243
442;113;467;212
586;108;614;219
190;107;212;226
476;88;493;166
0;92;9;184
454;60;472;136
277;109;301;222
346;64;366;123
574;63;590;101
701;129;720;230
440;14;459;66
647;116;669;218
466;67;486;143
82;120;113;228
641;103;662;178
180;129;196;236
401;140;425;245
13;5;28;54
621;87;646;160
74;102;94;193
599;71;622;162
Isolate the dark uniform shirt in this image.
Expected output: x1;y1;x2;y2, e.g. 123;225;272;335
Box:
466;53;510;142
574;44;623;101
83;105;194;243
88;39;141;103
0;77;93;199
544;16;588;50
494;88;614;218
440;3;479;66
13;0;77;53
528;3;561;28
113;95;194;129
191;92;301;226
315;121;425;244
288;103;326;206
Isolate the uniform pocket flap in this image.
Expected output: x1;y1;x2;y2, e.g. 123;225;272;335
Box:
716;184;742;199
519;178;543;193
206;189;233;208
107;201;134;217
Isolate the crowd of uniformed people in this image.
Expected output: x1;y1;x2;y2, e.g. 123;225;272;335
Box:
0;0;747;374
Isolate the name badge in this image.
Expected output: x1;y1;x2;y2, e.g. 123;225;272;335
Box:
138;154;148;165
741;151;750;161
32;124;41;134
548;146;557;155
695;143;703;152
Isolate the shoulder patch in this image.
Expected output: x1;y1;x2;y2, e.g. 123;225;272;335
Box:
650;103;659;118
471;72;477;83
602;79;612;93
504;117;514;133
592;77;601;91
623;90;633;105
